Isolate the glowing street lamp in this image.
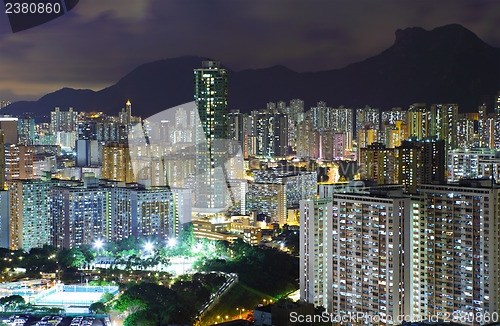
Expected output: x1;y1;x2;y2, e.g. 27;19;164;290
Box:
93;239;104;254
144;242;154;253
168;238;177;248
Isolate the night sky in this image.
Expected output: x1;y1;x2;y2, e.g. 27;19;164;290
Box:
1;0;500;101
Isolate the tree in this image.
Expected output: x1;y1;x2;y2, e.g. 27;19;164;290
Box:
100;291;115;303
0;295;25;310
80;244;95;264
178;223;196;254
89;301;108;314
115;283;179;325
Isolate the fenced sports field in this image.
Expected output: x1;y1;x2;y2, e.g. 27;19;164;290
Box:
33;284;119;306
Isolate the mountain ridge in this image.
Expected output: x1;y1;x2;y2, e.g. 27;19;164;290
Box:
5;24;500;118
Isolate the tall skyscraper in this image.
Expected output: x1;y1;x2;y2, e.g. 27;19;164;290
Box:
193;61;228;212
254;112;288;158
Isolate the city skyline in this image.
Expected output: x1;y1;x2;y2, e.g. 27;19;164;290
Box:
0;2;500;322
0;53;496;324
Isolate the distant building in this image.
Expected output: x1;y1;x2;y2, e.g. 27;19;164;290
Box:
358;142;396;184
5;145;34;180
0;116;19;144
0;131;4;189
76;139;101;167
395;139;446;193
101;143;135;183
253;112;288;158
192;217;261;245
356;106;380;134
248;170;317;224
447;148;500;183
17;116;35;145
0;191;10;248
50;107;78;133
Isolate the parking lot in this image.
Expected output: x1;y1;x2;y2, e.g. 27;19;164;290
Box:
3;315;109;326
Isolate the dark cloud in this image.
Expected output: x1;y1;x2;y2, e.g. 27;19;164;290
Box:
0;0;500;100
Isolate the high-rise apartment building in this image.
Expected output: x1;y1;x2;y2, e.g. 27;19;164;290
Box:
356;106;380;135
359;143;396;184
300;189;412;324
108;184;176;243
0;191;10;248
248;170;317;225
5;145;34;180
101;143;135;183
331;106;354;150
50;107;78;133
430;104;458;151
286;99;305;151
395;139;446;194
296;115;320;159
254;112;288;158
193;61;228;212
253;169;317;205
6;179;56;251
51;182;108;248
408;104;431;140
299;198;332;309
17;116;35;145
447;148;500;183
131;187;175;240
76;139;101;167
357;129;378;150
247;182;286;224
0;132;4;190
382;108;408;126
415;181;500;323
456;113;480;149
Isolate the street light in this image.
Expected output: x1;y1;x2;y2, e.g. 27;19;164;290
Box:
93;239;104;254
144;242;154;253
168;238;177;248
